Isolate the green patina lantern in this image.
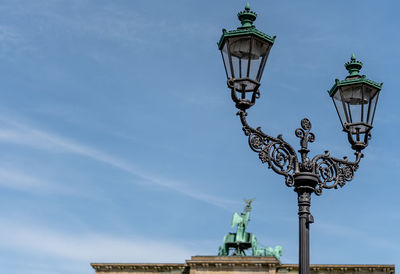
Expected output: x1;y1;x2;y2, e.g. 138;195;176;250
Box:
329;54;383;151
218;3;276;110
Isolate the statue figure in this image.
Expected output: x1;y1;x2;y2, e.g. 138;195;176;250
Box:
244;198;255;212
252;234;283;259
265;245;283;260
251;235;265;256
218;199;255;256
231;212;248;242
217;199;283;259
218;236;229;256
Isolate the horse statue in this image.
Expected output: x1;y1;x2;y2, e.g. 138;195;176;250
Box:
251;235;265;256
265;245;283;260
218;235;229;256
251;235;282;260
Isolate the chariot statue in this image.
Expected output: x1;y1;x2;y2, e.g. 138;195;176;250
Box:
218;199;282;260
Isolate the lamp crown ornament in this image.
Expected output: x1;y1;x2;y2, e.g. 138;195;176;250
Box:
237;3;257;28
345;54;363;78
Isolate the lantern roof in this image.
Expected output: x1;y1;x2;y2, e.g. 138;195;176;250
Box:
328;54;383;96
217;3;276;50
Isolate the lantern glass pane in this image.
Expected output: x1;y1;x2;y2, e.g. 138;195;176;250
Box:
360;85;379;125
249;54;262;80
362;85;369;123
361;85;379;125
227;36;272;81
339;84;364;125
221;42;232;79
337;84;380;127
369;90;380;125
250;38;271;81
340;85;364;105
333;89;349;125
230;54;239;78
348;101;362;124
229;37;251;78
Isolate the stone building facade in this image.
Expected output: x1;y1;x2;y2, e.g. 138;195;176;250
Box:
91;256;394;274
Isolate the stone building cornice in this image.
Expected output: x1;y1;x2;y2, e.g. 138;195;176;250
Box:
91;258;395;273
279;264;395;273
186;256;280;269
91;263;187;272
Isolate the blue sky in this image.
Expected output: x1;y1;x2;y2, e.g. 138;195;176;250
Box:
0;0;399;273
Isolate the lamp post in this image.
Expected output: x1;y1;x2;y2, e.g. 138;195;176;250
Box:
217;4;382;274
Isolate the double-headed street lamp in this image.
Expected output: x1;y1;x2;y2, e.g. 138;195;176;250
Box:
217;4;382;274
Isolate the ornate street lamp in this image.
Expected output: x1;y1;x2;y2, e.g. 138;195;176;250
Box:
217;4;382;274
218;3;275;110
329;54;382;151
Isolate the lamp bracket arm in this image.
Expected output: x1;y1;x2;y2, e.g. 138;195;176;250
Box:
237;110;299;187
311;150;363;196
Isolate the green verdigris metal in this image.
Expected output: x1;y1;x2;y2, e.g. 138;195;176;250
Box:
218;199;282;260
217;3;275;50
328;54;382;96
251;236;282;259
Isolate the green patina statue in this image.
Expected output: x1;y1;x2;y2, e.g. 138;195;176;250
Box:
218;199;282;260
251;235;282;260
232;198;254;243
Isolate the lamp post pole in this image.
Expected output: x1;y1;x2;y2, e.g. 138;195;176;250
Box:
296;178;315;274
218;4;382;274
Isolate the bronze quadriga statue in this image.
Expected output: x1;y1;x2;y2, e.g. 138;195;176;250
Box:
218;199;282;260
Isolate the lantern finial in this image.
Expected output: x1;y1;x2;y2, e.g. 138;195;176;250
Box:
237;3;257;28
345;54;363;78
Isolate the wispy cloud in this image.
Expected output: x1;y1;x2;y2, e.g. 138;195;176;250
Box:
0;218;196;263
0;25;21;44
0;116;237;209
314;221;400;253
0;25;29;58
0;167;78;196
0;0;217;58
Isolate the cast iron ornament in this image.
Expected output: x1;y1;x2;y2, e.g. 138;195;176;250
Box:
238;109;362;196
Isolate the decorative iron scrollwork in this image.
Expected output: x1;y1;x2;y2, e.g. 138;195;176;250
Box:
295;119;315;149
312;151;362;195
237;109;363;196
239;110;297;187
